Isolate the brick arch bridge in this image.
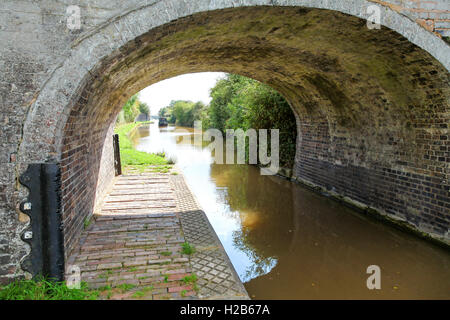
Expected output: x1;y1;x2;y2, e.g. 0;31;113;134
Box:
0;0;449;282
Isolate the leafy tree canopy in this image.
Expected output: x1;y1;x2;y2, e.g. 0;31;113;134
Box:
205;74;296;168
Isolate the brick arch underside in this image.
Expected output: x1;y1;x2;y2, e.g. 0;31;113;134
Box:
60;7;449;259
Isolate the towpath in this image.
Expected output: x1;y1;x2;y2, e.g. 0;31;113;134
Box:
67;167;248;300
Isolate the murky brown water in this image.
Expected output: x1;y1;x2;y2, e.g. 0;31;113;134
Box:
135;123;450;299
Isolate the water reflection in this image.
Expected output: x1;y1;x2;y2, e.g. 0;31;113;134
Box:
135;123;450;299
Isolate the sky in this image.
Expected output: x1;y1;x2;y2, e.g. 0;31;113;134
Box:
138;72;226;115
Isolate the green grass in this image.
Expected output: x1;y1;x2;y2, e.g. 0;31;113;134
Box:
132;290;145;298
131;286;153;298
98;269;114;279
181;274;197;285
160;251;172;256
120;149;168;166
114;123;169;167
117;283;136;292
98;285;114;299
181;242;195;255
0;277;99;300
98;284;112;291
181;274;199;293
150;165;173;173
83;216;92;230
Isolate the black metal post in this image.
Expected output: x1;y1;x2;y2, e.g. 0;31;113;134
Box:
113;134;122;176
19;163;65;282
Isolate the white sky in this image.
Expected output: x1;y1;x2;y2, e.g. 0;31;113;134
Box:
138;72;226;114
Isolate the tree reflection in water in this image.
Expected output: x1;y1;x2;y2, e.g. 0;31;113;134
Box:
210;163;295;281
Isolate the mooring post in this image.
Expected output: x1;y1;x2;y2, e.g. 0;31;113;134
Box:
113;134;122;176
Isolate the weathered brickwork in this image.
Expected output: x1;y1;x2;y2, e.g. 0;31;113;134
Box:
61;108;117;259
292;54;449;237
0;0;449;283
378;0;450;37
94;123;116;213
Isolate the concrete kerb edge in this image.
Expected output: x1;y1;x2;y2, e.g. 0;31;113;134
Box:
170;169;250;299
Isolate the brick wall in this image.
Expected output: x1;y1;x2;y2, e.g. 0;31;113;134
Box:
380;0;450;37
294;124;449;235
291;54;449;237
60;103;117;259
94;123;116;214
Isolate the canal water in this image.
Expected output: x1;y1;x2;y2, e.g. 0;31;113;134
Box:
134;123;450;299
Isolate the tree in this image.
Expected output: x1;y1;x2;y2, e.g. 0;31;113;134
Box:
159;107;168;117
116;94;151;124
121;94;140;123
138;102;150;116
205;74;297;168
159;100;177;123
159;100;206;127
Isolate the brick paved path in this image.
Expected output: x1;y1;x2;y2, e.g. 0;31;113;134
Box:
67;168;248;300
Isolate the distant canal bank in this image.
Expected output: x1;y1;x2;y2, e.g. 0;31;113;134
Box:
134;123;450;299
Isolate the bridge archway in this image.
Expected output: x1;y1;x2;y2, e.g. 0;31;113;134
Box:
17;4;449;272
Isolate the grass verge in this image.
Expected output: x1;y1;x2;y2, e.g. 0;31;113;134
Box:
114;122;169;167
0;277;99;300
